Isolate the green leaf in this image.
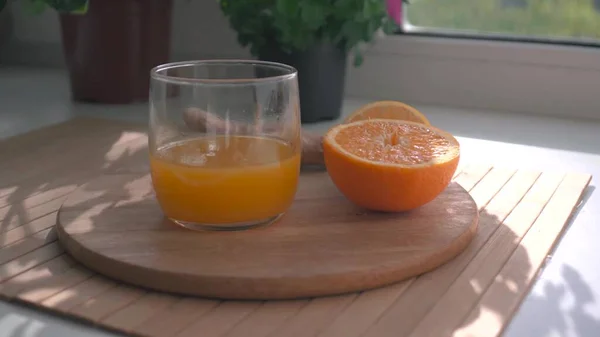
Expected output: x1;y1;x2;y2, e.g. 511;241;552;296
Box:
276;0;296;18
70;1;88;14
45;0;89;13
22;0;48;14
217;0;401;63
382;19;399;35
301;1;327;30
353;50;364;67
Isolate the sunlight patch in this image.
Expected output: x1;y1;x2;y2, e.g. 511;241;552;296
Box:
453;307;503;337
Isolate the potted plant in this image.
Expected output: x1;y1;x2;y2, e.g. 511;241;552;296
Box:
23;0;173;104
218;0;405;123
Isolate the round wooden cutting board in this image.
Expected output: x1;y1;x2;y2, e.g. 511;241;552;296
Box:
56;172;479;300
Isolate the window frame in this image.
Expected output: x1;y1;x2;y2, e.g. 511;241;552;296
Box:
399;0;600;50
402;26;600;50
344;4;600;120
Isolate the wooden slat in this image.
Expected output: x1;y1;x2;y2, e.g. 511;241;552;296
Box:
1;136;147;238
79;168;478;334
1;213;57;248
0;227;57;265
0;255;75;296
0;118;84;154
18;265;94;303
361;168;534;337
0;120;145;191
316;280;413;337
0;117;143;170
453;173;592;337
68;284;146;322
453;165;493;194
0;118;592;337
0;132;148;215
0;226;96;303
0;119;106;171
268;295;356;337
1;197;66;233
41;274;117;311
175;301;263;337
0;242;63;283
0;118;136;161
454;164;494;191
0;166;586;337
407;172;563;337
224;300;309;337
0;184;75;212
467;168;517;209
134;298;220;337
102;292;179;331
0;129;148;293
0;133;148;209
217;250;427;337
267;165;493;337
207;164;482;336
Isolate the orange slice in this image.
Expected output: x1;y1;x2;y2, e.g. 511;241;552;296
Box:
344;100;431;125
323;119;460;212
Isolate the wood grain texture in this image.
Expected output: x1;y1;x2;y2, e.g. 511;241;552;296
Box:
0;121;145;197
454;173;592;337
41;274;117;311
134;298;220;337
361;167;519;337
407;172;563;337
0;118;592;337
253;165;484;337
56;172;479;300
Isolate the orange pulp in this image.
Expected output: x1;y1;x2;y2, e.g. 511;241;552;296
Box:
150;135;301;225
323;119;460;212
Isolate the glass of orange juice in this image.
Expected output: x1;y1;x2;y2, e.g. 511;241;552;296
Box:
149;60;301;231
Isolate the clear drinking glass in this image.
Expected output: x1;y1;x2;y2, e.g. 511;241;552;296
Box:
149;60;301;231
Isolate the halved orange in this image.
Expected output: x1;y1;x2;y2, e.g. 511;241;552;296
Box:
323;119;460;212
344;100;431;125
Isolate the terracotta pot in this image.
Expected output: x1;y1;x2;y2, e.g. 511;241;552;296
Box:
59;0;173;104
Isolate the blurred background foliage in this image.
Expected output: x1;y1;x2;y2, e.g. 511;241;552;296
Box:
407;0;600;40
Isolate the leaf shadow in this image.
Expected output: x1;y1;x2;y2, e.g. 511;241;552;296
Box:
452;184;597;337
0;119;150;313
0;117;596;337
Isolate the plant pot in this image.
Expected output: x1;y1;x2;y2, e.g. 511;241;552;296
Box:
59;0;173;104
259;43;347;124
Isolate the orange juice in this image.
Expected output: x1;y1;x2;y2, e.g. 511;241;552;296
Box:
150;135;301;225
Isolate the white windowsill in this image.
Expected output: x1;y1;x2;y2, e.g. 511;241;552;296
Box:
345;34;600;120
368;33;600;69
3;31;600;121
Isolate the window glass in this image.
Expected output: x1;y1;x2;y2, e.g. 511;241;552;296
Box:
405;0;600;42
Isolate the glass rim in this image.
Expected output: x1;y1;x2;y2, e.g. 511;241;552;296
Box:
150;59;298;86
